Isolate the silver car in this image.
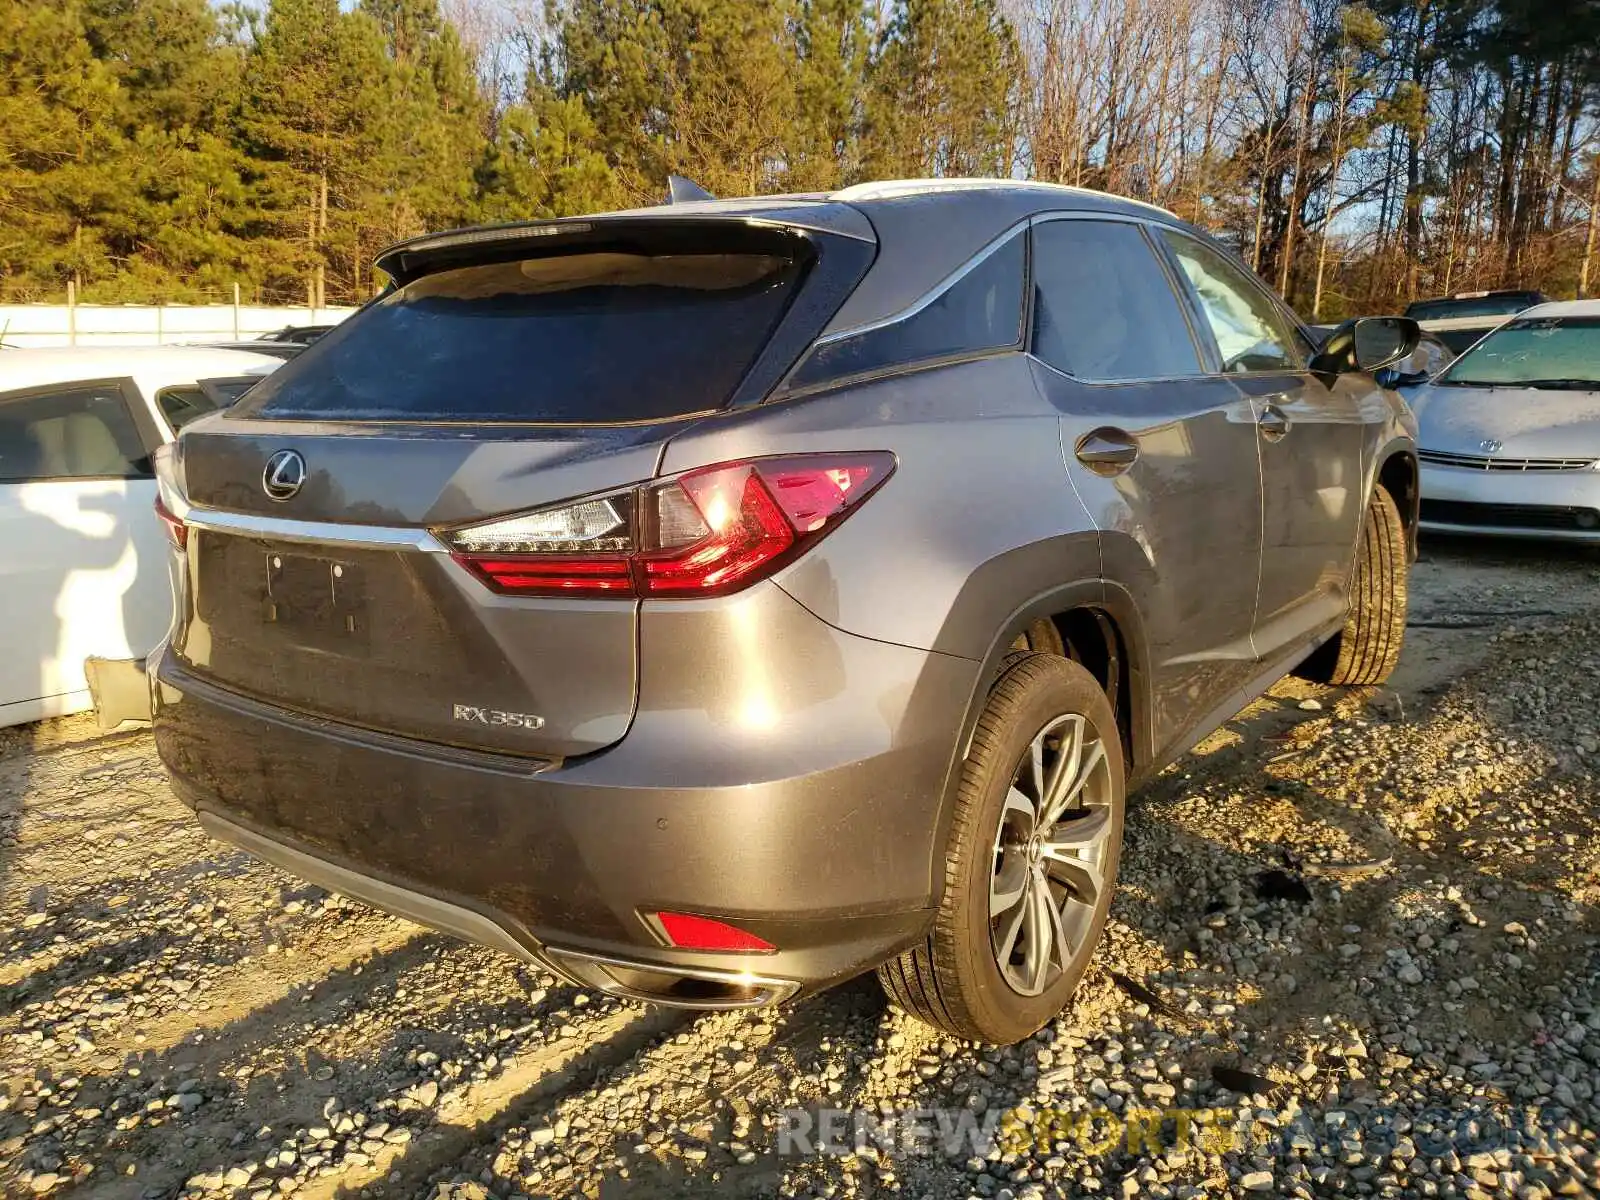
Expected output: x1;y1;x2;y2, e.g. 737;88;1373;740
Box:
1415;299;1600;541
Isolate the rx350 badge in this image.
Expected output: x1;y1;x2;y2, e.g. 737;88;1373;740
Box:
453;704;546;730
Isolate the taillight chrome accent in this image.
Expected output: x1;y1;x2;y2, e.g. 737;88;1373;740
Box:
442;453;894;599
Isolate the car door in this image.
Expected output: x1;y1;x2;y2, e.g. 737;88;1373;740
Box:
1025;215;1264;758
0;378;166;724
1156;230;1367;666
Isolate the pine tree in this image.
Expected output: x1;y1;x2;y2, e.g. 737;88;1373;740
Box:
476;91;625;220
362;0;488;238
235;0;396;304
0;0;123;296
862;0;1020;180
789;0;873;189
77;0;256;300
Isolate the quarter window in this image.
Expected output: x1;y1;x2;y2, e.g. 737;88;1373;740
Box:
1159;231;1301;373
788;231;1025;389
0;382;150;482
1030;220;1202;380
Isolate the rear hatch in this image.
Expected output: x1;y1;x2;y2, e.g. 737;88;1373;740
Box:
166;209;875;759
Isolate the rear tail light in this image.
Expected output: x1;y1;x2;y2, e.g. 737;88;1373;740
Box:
154;495;187;551
651;911;777;953
442;453;894;598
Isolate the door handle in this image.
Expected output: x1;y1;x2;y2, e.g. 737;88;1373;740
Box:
1074;427;1139;476
1257;403;1291;442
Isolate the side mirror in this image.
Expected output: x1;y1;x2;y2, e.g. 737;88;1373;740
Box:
1374;366;1429;390
1353;316;1422;373
1311;316;1422;379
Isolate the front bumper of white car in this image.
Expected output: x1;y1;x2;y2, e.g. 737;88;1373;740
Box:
1419;451;1600;541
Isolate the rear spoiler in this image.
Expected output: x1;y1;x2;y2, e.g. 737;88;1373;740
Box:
373;202;872;287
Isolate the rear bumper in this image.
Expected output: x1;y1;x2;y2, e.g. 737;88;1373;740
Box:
152;590;974;1003
193;807;798;1007
1419;462;1600;542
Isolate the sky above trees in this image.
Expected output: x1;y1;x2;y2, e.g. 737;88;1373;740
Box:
1;0;1596;317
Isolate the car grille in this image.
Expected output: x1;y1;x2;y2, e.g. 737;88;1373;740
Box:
1421;499;1600;531
1418;449;1597;472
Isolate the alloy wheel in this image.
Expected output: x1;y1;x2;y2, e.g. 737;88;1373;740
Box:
988;712;1114;996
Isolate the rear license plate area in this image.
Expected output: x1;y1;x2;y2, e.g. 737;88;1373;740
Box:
263;551;369;652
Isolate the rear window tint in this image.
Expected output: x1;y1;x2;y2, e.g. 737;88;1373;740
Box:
239;251;805;423
787;232;1025;389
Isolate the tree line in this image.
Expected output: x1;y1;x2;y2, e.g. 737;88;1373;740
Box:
1;0;1596;318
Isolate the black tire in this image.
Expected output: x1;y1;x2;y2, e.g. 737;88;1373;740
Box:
1010;618;1065;656
878;653;1125;1044
1300;486;1408;686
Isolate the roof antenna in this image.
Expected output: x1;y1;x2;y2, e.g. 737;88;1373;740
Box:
665;175;715;204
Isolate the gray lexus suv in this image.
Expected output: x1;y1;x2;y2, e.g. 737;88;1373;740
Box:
151;179;1421;1044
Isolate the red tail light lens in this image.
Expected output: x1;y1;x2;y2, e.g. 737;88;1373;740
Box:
638;464;795;595
652;911;776;953
155;496;187;551
444;453;893;598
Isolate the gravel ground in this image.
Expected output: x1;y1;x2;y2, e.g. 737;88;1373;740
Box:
2;536;1598;1200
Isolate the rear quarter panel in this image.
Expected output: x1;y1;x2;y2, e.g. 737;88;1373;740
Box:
659;354;1103;658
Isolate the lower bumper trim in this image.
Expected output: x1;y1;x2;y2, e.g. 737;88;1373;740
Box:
1420;498;1600;535
196;808;801;1009
545;947;798;1010
196;809;550;969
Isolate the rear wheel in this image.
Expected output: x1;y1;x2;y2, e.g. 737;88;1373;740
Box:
1010;618;1065;656
1299;486;1408;686
878;654;1125;1044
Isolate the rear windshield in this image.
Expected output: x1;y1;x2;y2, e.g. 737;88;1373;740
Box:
1405;294;1539;321
236;250;804;423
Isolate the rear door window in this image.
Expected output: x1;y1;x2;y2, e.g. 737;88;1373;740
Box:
0;381;152;482
787;231;1025;389
1030;220;1202;380
237;251;806;424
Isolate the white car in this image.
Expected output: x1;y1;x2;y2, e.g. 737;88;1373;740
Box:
1413;299;1600;542
0;346;282;729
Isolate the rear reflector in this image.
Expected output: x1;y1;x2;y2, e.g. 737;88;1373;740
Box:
155;496;187;550
652;911;777;953
444;453;894;599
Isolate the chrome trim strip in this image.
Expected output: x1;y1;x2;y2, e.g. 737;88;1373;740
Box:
183;505;449;552
544;947;800;1010
1417;449;1596;472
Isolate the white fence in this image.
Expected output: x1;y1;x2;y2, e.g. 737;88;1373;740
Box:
0;299;358;349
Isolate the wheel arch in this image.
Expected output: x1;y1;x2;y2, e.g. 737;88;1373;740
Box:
927;575;1153;908
1376;441;1419;560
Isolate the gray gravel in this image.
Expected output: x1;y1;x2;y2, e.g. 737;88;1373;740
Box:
2;537;1598;1199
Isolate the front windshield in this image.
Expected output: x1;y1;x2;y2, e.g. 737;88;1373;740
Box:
1438;315;1600;388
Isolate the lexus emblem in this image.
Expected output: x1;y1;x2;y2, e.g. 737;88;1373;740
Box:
1479;439;1503;454
262;450;306;501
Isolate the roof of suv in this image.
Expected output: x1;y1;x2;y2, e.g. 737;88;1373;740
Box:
375;178;1195;342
